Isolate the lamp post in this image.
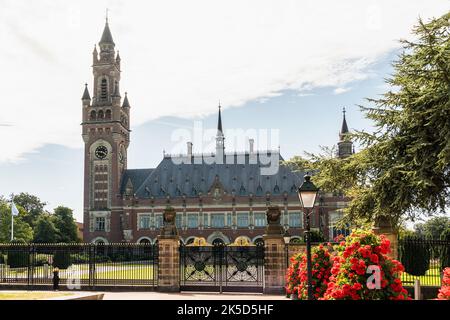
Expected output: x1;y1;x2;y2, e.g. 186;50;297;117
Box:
298;174;319;300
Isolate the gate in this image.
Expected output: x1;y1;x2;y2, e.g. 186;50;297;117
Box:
179;242;264;293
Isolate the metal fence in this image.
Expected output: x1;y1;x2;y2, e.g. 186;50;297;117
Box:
0;243;158;290
398;238;449;287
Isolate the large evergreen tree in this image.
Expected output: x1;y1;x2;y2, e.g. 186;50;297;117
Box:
285;13;450;228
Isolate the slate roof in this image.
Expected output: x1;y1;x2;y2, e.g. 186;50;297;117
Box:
99;22;115;45
121;152;304;199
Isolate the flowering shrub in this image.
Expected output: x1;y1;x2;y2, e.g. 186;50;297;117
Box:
437;267;450;300
321;229;410;300
285;244;332;299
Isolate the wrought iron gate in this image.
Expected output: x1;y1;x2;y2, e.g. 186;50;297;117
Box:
179;244;264;292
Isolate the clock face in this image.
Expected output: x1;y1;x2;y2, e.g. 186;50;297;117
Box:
95;146;108;159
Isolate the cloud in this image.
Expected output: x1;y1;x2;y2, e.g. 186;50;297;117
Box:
334;87;352;95
0;0;448;162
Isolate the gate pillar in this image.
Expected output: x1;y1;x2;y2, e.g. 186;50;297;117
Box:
372;215;398;260
263;206;286;294
157;206;180;292
157;235;180;292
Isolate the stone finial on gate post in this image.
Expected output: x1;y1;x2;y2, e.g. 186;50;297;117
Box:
157;206;180;292
372;215;398;260
263;205;286;294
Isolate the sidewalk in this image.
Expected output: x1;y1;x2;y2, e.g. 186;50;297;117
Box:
102;291;288;300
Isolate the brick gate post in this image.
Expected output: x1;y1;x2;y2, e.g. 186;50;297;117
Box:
157;207;180;292
263;206;286;294
372;215;399;260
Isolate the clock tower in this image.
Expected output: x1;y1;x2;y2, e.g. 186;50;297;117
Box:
81;19;130;242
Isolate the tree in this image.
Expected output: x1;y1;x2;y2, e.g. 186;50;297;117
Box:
0;197;33;243
33;215;58;243
53;206;80;243
285;13;450;229
12;193;47;228
420;216;450;239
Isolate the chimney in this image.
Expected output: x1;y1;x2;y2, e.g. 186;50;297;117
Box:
249;138;255;154
187;142;193;157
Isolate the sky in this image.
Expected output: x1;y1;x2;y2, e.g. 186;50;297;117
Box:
0;0;449;222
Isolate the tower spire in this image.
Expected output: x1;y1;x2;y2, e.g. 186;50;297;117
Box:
337;107;353;158
215;103;225;160
217;102;223;134
339;107;349;140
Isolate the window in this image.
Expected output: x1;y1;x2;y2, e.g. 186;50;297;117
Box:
100;78;108;100
176;214;182;229
187;214;198;229
211;214;225;228
95;217;105;231
226;213;231;226
254;213;266;227
203;214;208;227
289;212;302;228
90;110;96;121
155;214;163;229
139;215;150;229
237;213;249;228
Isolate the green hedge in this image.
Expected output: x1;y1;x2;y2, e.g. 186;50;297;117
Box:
440;228;450;270
53;250;72;269
7;250;29;268
400;236;430;276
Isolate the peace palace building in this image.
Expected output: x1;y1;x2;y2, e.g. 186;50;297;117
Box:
82;21;354;245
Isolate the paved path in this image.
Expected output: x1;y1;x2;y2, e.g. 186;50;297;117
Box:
103;291;288;300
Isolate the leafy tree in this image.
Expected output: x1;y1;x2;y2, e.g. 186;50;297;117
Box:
421;216;450;239
0;197;33;243
12;193;47;228
285;13;450;229
53;206;80;243
33;215;58;243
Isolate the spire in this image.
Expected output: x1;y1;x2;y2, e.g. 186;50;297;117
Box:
82;83;91;100
122;92;130;108
215;102;225;160
340;107;349;139
217;103;223;134
337;107;353;158
99;18;115;46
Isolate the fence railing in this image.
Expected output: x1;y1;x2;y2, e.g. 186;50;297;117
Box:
0;243;158;290
398;238;449;287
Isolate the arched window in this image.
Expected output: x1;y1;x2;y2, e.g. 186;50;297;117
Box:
105;109;111;120
90;110;96;121
98;110;104;120
100;78;108;100
212;238;225;246
139;238;151;244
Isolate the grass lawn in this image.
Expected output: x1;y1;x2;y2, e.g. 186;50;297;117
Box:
401;266;442;286
0;292;73;300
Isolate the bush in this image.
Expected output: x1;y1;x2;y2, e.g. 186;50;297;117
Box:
0;254;5;264
437;267;450;300
322;229;410;300
53;250;72;269
286;244;332;299
71;253;89;264
440;229;450;270
399;235;430;276
7;249;29;268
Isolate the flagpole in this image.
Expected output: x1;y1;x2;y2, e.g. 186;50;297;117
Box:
11;211;13;242
10;194;14;242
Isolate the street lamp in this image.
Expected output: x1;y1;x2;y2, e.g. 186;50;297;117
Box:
298;174;319;300
283;229;291;245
